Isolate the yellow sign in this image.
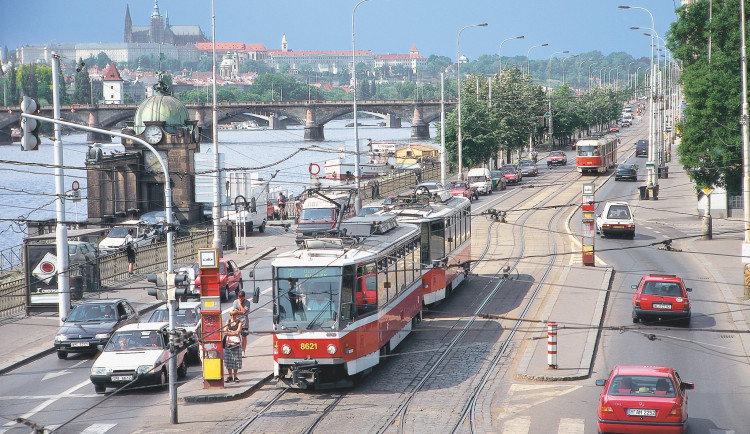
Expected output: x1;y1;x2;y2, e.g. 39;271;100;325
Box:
205;300;215;308
702;188;713;195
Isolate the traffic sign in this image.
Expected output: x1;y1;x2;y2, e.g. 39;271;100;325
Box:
702;187;713;196
544;112;551;119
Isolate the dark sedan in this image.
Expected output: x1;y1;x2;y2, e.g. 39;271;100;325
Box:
54;299;139;359
615;163;638;181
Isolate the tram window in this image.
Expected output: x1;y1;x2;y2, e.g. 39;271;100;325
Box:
430;221;445;260
378;260;389;307
355;264;377;318
421;222;431;264
341;265;354;322
399;246;408;291
387;252;398;297
413;239;422;276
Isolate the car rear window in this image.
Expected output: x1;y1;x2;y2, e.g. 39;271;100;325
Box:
642;281;683;296
607;205;631;219
608;375;676;397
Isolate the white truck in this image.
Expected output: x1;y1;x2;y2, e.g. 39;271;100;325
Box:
466;167;493;195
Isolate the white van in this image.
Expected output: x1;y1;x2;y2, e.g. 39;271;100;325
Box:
99;220;160;255
466;168;493;195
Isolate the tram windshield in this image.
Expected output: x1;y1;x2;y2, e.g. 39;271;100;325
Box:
275;266;341;329
577;145;600;157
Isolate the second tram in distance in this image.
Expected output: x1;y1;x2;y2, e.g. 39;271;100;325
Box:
576;134;618;174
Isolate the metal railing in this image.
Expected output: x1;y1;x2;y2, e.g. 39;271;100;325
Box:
0;245;23;278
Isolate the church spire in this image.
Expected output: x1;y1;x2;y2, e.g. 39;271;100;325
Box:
124;4;132;43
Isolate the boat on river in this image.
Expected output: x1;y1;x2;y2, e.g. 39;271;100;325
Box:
323;140;396;180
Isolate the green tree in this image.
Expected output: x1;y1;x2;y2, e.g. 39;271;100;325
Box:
19;64;38;99
73;59;92;104
668;0;742;193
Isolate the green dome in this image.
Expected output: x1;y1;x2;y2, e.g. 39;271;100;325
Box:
133;94;189;135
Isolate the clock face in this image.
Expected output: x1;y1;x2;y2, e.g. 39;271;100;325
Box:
145;151;168;173
144;125;163;144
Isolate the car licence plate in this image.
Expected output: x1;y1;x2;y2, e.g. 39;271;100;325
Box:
112;375;133;382
653;303;672;309
612;225;625;229
71;342;89;347
628;408;656;417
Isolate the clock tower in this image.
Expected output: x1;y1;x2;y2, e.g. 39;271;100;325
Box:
86;73;202;225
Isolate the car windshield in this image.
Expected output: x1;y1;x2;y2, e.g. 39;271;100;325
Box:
67;304;117;322
106;330;165;351
490;171;503;178
141;212;166;224
606;205;631;219
501;167;515;174
300;208;336;222
417;183;440;191
577;146;597;157
519;161;533;167
467;176;486;183
149;308;199;326
107;227;134;238
608;375;676;397
551;152;564;156
447;182;468;189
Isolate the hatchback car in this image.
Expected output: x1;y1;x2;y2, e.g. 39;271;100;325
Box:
596;201;635;239
414;182;444;195
89;323;188;394
54;299;139;359
489;170;508;190
518;160;538;177
547;151;567;167
500;164;522;185
147;301;201;361
632;274;692;325
615;163;638;181
182;258;243;301
610;126;620;132
596;365;694;434
445;181;478;201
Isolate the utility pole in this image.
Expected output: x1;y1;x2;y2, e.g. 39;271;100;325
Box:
740;0;750;298
51;53;70;324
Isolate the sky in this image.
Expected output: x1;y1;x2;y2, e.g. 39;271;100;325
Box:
1;0;680;63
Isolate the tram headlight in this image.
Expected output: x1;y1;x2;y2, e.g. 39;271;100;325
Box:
327;344;337;355
281;344;291;355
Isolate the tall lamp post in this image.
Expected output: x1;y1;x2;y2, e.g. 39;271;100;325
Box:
562;54;578;85
526;43;549;76
620;4;657;189
499;35;524;73
210;0;222;253
627;61;635;96
588;62;599;90
457;22;488;179
577;58;591;91
635;65;643;99
352;0;371;211
547;50;568;144
740;0;750;298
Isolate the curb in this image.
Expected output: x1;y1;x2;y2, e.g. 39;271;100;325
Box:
180;374;274;403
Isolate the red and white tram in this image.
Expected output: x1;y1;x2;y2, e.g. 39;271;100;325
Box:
385;190;472;305
576;134;618;174
273;215;424;389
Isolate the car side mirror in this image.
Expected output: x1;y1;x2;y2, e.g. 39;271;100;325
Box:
595;379;606;386
686;287;692;292
61;317;67;322
631;285;637;289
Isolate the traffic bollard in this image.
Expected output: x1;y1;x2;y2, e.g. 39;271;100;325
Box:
547;322;558;369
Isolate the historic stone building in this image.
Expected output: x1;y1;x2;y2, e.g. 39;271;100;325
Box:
85;76;202;225
124;1;208;46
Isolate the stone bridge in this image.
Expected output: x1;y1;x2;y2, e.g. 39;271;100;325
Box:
0;99;456;144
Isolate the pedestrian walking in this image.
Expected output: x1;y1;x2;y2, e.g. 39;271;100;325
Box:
125;229;136;276
224;308;243;382
278;192;287;220
232;290;252;357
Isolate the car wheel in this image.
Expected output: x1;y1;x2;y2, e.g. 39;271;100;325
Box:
632;312;639;323
94;383;106;394
177;358;187;378
220;286;229;302
683;317;691;327
259;222;265;233
57;351;68;360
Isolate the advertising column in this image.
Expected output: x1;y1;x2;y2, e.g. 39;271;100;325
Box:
581;184;595;266
197;248;224;388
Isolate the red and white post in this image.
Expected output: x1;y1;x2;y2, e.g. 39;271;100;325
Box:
547;322;558;369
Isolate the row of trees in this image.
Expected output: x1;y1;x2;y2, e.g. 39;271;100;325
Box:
667;0;744;194
439;66;626;168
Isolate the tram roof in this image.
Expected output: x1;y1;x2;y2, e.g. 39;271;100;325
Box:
385;194;469;222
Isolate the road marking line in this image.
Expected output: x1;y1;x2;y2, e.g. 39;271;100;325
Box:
501;416;530;434
80;423;117;433
558;418;585;434
1;379;91;429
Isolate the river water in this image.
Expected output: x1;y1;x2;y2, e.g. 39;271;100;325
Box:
0;119;437;253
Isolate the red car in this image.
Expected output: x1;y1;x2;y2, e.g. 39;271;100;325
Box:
632;274;692;326
610;126;620;132
596;365;694;434
547;150;568;167
192;258;244;302
445;181;478;201
500;165;521;185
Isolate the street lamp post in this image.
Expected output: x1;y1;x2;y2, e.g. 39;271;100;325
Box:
548;50;569;144
577;58;591;91
457;22;488;179
499;35;524;73
620;4;657;189
588;62;599;91
627;61;635;96
526;43;549;76
352;0;371;212
635;65;643;99
562;54;578;85
740;0;750;298
210;0;222;253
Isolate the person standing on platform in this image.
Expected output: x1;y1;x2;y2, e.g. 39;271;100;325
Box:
223;309;243;382
232;290;252;357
